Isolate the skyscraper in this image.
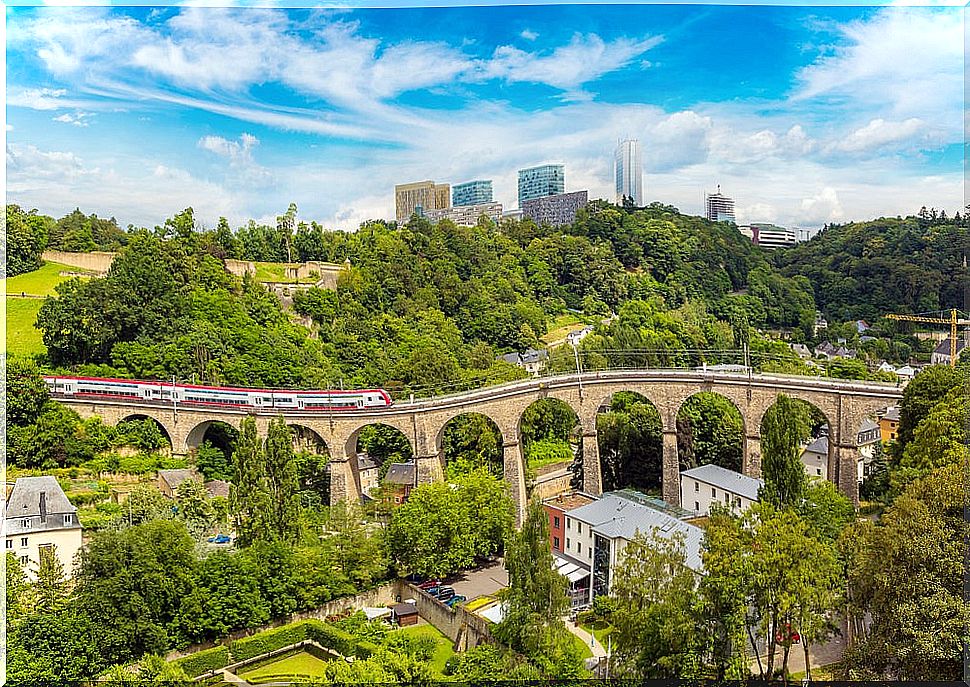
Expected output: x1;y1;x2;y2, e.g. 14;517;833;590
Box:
394;180;451;223
452;180;493;206
614;139;643;206
517;164;564;206
705;185;736;224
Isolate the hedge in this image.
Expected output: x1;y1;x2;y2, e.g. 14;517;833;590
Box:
229;623;311;663
173;645;230;678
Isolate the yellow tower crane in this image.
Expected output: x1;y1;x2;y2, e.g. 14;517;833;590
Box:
884;309;970;367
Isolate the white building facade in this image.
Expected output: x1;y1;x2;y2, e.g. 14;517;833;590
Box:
5;476;83;581
679;464;763;516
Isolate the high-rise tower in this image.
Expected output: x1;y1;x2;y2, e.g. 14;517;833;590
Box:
614;139;643;206
705;185;736;224
517;164;565;206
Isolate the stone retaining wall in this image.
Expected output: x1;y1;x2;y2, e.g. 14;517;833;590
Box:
404;583;494;651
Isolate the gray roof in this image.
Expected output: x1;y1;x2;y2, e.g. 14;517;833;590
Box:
882;406;900;422
566;493;704;573
858;418;880;434
384;462;416;485
358;454;378;471
933;338;967;356
5;476;80;536
204;480;231;499
680;464;763;502
158;468;200;489
803;435;829;456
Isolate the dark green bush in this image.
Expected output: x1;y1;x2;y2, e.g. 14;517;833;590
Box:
173;645;230;677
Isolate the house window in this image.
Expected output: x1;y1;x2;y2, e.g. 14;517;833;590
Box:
553;536;560;549
63;514;73;525
566;538;571;550
695;501;699;511
20;537;28;547
566;519;570;530
554;516;560;528
21;519;30;529
577;522;582;534
712;488;717;498
4;540;11;549
816;468;822;476
724;493;730;504
577;542;582;555
19;556;28;566
694;481;699;493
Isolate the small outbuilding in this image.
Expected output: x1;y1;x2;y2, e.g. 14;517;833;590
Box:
391;602;419;627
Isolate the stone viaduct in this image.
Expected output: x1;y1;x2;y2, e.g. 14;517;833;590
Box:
59;370;902;521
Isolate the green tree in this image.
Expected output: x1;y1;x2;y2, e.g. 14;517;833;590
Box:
676;393;744;473
230;416;271;547
597;392;663;492
609;529;702;678
6;552;34;626
894;365;966;456
175;478;215;535
323;501;389;588
6;204;52;277
495;498;586;679
387;481;473;578
35;545;69;611
759;394;810;508
265;417;301;542
8;358;50;427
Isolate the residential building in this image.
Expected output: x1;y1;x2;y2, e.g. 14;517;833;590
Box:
895;365;917;382
813;312;828;336
517;164;564;205
424;202;503;226
562;491;705;605
740;223;796;250
930;337;967;366
857;418;882;482
790;343;812;359
704;185;735;223
565;325;595;347
157;468;201;498
383;462;416;505
204;480;231;499
452;180;493;206
800;435;829;480
394;180;451;223
855;319;872;334
614;139;643;206
498;348;548;376
5;476;83;581
875;361;897;375
543;491;598;554
521;190;589;227
679;464;763;516
358;453;380;496
814;341;856;360
879;406;901;443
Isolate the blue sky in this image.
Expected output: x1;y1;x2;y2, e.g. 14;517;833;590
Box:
5;2;964;230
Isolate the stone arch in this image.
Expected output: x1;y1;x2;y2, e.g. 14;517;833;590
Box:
114;413;174;454
344;422;415;501
435;412;505;479
518;397;582;501
288;423;330;456
759;394;834;493
185;418;241;456
593;390;664;495
676;391;746;473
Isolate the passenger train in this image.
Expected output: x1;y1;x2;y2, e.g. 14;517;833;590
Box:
43;376;393;411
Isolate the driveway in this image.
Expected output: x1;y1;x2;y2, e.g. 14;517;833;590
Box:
443;559;508;600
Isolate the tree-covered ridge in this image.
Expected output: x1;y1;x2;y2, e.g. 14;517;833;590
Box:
772;212;970;322
14;201;829;391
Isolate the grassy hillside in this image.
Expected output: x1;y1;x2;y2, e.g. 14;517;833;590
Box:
4;261;94;357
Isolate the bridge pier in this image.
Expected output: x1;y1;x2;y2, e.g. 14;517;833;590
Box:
836;444;860;506
581;431;602;496
662;431;680;506
744;434;762;479
328;457;360;506
503;439;528;526
415;453;444;485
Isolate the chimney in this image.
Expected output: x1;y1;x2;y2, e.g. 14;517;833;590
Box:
39;491;48;522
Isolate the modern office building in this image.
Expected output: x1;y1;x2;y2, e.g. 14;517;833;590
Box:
739;223;796;250
521;190;588;227
614;139;643;206
424;202;503;226
517;164;565;205
394;180;451;223
452;180;493;206
705;186;736;223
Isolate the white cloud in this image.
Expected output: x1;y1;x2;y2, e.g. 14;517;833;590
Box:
484;33;662;91
520;29;538;41
647;110;712;171
799;187;844;224
8;87;68;110
834;117;928;153
52;111;94;127
198;132;258;161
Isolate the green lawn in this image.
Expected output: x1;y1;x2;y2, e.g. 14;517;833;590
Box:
238;650;331;682
579;619;613;647
396;623;455;675
6;298;46;357
569;630;594;659
5;261;91;297
252;262;319;284
540;313;586;345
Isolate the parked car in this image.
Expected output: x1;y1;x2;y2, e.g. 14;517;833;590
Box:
206;534;231;544
418;580;439;590
438;590;455;602
445;595;466;608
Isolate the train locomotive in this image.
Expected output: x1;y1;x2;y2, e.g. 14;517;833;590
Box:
43;376;393;411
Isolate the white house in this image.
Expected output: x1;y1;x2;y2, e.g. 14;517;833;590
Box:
930;338;967;366
498;348;548;376
680;464;763;516
566;326;594;347
800;435;829;480
557;492;704;604
357;453;380;496
895;365;917;382
856;418;881;482
5;476;83;581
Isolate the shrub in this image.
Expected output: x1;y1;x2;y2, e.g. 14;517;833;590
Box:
229;623;309;663
173;645;230;678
